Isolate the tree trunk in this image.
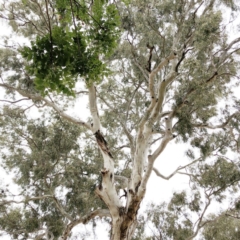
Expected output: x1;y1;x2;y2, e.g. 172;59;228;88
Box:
111;196;141;240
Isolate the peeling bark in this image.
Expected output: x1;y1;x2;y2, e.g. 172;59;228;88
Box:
94;130;113;158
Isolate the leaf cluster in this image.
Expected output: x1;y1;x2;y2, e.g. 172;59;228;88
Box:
20;0;121;95
197;158;240;191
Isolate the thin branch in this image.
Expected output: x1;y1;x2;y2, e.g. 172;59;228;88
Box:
0;83;91;129
132;57;149;81
0;195;53;206
225;37;240;52
44;0;52;32
150;118;175;162
127;35;149;81
22;103;35;113
153;167;180;180
75;90;89;95
153;157;202;180
97;92;134;146
52;196;74;221
151;136;164;145
192;112;239;129
0;98;30;104
30;0;50;31
186;196;211;240
125;81;142;123
61;209;110;240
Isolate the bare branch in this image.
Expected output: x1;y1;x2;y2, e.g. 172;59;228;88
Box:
132;57;149;81
0;98;30;104
225;37;240;52
61;209;110;240
1;194;74;222
97;92;134;147
186;196;211;240
148;59;178;125
0;195;54;205
192;112;239;129
153;167;180;180
88;85;121;219
30;0;50;31
52;196;74;221
139;119;176;195
75;90;89;95
137;52;178;132
0;83;91;129
150;118;175;161
125;81;142;123
44;0;52;37
153;157;202;180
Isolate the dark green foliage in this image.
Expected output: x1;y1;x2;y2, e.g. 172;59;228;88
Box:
19;0;120;95
21;26;95;95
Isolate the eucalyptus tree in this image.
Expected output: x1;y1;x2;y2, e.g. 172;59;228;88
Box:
0;0;240;240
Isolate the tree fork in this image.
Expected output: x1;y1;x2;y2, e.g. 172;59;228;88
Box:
110;196;142;240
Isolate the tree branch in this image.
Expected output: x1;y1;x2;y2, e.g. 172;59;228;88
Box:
150;118;175;161
52;196;74;221
0;98;30;104
148;58;178;124
225;37;240;52
30;0;50;31
0;83;91;129
153;157;202;180
88;84;101;133
61;209;110;240
139;118;176;195
138;52;178;132
97;92;134;148
0;195;53;205
192;112;239;129
149;52;177;80
132;58;149;82
88;84;121;220
186;196;211;240
125;80;142;124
